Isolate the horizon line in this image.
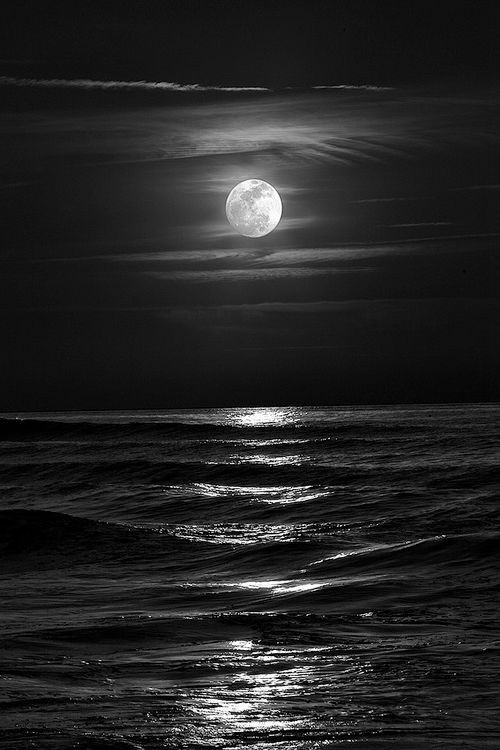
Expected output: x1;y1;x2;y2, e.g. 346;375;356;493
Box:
1;401;497;415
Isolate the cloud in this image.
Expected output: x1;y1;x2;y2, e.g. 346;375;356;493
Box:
198;215;319;242
157;297;495;331
312;84;394;91
2;85;496;169
0;76;395;94
145;266;360;284
383;222;453;228
160;299;362;318
45;232;488;288
450;184;500;192
24;232;498;270
0;75;271;93
353;196;425;204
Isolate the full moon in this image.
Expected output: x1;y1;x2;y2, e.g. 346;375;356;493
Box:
225;179;282;238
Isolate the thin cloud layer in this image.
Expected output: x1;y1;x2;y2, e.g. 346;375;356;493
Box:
312;84;393;91
0;75;271;93
0;76;396;94
1;85;495;171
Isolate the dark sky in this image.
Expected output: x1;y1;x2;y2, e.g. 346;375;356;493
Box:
1;1;498;409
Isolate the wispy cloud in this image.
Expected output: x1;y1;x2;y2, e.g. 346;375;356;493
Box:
0;75;395;94
450;184;500;192
353;196;426;204
199;215;318;241
25;233;498;270
384;222;453;228
146;267;357;283
312;84;393;91
0;75;271;93
2;84;496;169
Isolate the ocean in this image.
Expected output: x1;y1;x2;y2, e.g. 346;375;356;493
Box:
0;404;499;749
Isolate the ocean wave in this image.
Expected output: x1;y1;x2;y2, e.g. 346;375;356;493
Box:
1;509;497;587
0;415;438;442
307;532;500;577
1;457;498;496
0;510;210;572
3;608;400;654
0;509;346;579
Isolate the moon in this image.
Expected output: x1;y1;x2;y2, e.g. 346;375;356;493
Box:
225;179;282;238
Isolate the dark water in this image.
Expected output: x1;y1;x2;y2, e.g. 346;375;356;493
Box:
0;405;499;749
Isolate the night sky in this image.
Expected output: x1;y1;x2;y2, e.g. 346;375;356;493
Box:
1;1;498;409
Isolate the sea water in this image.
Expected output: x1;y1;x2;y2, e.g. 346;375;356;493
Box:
0;405;499;748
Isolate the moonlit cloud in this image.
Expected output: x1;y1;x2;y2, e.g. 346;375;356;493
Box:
146;267;352;283
353;196;425;204
199;215;318;241
384;222;453;228
19;233;498;275
312;84;394;91
1;86;495;170
0;75;271;93
0;76;396;94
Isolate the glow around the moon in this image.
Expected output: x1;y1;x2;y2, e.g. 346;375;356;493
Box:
225;179;282;237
